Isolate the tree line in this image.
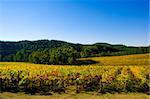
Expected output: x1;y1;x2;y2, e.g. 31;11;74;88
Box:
0;40;149;64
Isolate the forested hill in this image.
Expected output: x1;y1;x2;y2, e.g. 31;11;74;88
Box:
0;40;149;64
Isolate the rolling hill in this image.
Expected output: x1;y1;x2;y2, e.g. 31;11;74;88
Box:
0;40;149;62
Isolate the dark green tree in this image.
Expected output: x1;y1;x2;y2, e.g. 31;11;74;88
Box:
14;49;30;62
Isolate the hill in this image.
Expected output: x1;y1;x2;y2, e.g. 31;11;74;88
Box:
0;40;149;64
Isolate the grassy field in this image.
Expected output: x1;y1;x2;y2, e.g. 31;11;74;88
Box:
79;53;150;66
0;92;149;99
0;53;149;98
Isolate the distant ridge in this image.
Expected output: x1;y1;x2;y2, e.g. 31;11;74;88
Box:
0;39;149;47
0;39;149;62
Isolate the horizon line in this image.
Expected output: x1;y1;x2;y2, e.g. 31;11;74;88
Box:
0;39;149;47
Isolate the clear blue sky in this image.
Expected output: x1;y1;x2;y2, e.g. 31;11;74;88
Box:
0;0;149;46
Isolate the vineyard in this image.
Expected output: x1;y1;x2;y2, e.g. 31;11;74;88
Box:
0;54;149;95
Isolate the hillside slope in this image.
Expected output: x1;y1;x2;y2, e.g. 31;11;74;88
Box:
0;40;149;62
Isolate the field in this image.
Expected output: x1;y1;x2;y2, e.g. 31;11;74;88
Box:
0;92;149;99
79;53;149;66
0;53;150;98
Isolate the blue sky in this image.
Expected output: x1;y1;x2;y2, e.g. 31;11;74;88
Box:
0;0;149;46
